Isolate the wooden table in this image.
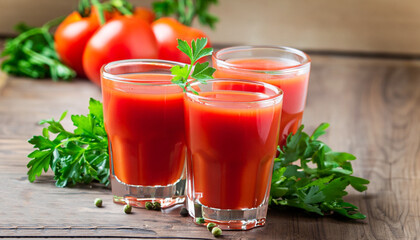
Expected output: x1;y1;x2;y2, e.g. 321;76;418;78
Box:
0;55;419;239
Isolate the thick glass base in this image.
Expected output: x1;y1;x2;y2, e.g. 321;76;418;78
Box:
186;197;268;230
111;175;185;208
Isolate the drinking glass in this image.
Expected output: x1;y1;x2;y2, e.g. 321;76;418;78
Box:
213;46;310;147
101;59;186;208
184;79;283;230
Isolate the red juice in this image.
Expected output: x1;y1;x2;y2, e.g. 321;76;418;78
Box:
102;73;185;186
185;81;282;209
213;53;310;147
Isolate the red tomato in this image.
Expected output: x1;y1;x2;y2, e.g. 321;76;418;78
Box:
111;7;155;24
152;17;211;63
54;11;100;77
54;8;117;77
82;16;158;85
55;7;155;79
133;7;155;24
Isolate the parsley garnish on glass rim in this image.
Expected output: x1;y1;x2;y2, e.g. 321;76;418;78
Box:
170;38;215;94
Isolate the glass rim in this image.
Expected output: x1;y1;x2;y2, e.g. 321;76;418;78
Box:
213;45;311;75
185;78;284;105
101;59;185;87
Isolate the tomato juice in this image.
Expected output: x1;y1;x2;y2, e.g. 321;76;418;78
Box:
102;73;185;186
185;80;283;210
213;47;310;147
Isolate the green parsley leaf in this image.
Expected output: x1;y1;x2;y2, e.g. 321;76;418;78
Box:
153;0;218;29
152;0;177;19
191;62;215;83
171;65;190;81
176;39;193;62
347;176;370;192
270;123;370;219
27;149;54;182
27;98;109;187
1;17;76;81
171;38;215;92
310;122;330;140
191;38;211;63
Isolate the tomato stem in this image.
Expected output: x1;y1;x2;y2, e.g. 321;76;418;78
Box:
9;15;63;52
42;16;66;30
110;0;133;16
90;0;106;25
78;0;92;17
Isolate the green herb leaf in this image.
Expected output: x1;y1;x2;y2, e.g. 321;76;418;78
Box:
310;122;330;140
27;149;54;182
153;0;176;18
171;65;190;80
27;98;109;187
171;38;214;92
191;62;215;83
176;39;193;61
347;176;370;192
270;123;369;220
191;38;211;63
153;0;218;28
1;17;75;81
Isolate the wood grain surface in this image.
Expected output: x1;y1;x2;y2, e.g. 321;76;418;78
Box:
0;55;419;239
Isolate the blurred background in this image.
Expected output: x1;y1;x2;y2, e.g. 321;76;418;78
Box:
0;0;419;56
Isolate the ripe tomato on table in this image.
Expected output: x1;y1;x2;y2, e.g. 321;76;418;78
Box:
110;7;155;23
82;16;158;85
152;17;211;63
54;8;109;77
133;7;155;23
55;5;157;84
54;0;214;85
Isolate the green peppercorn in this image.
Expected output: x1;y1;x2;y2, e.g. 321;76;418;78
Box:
195;217;205;224
180;207;189;217
124;204;132;214
145;202;153;210
94;198;102;207
211;227;222;237
207;222;216;232
153;202;161;211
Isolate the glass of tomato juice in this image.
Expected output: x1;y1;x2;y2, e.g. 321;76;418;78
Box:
184;79;283;230
101;59;186;208
213;46;311;147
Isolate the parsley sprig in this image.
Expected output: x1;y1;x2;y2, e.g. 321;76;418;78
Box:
270;123;369;219
170;38;215;94
1;18;76;81
27;98;109;187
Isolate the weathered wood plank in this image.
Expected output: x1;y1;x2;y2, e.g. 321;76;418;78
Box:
0;71;7;91
0;55;419;239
